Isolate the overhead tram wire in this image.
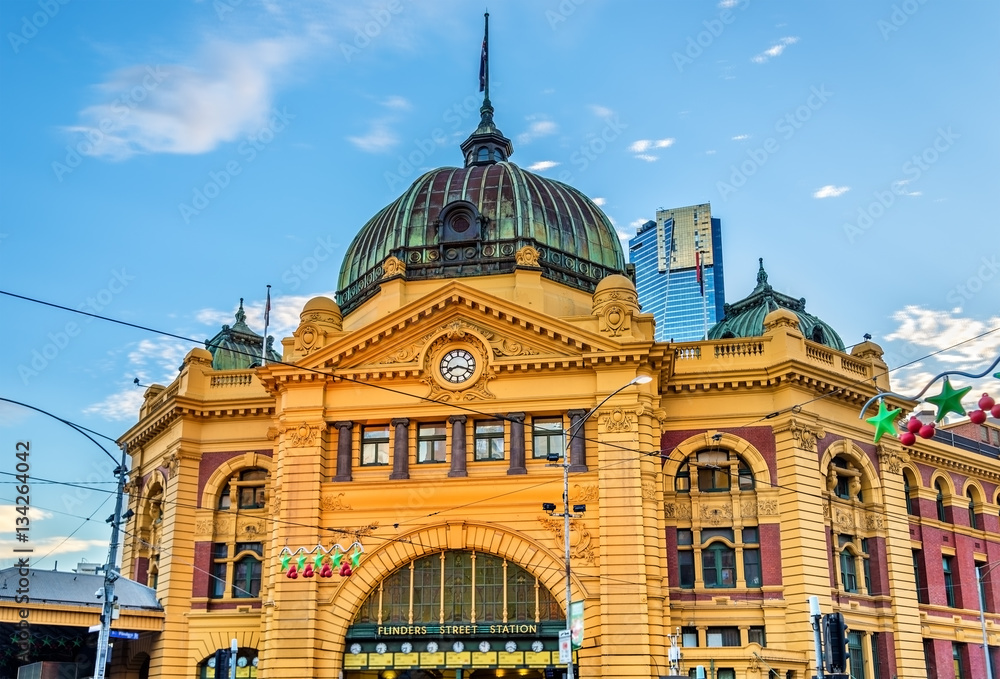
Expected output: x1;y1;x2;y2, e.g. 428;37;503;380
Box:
0;396;121;465
4;290;999;535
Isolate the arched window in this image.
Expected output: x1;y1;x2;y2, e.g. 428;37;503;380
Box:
830;456;862;501
675;461;691;492
477;147;490;162
198;649;259;679
677;449;754;493
218;468;268;510
702;541;736;588
836;535;869;595
935;481;947;522
903;470;917;516
968;490;978;529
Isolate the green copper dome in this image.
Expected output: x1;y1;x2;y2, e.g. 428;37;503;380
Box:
336;99;627;315
708;259;845;351
205;300;281;370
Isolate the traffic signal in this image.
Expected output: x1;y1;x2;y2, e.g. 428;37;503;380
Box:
823;612;849;674
213;649;230;679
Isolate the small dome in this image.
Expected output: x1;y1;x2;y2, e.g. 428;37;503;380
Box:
302;296;340;315
708;259;845;351
205;299;282;370
594;274;636;294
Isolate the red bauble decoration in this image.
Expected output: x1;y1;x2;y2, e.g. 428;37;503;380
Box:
320;564;333;578
993;404;1000;418
286;565;298;579
906;418;922;434
303;563;315;578
899;432;916;446
339;563;352;577
970;410;988;425
918;423;936;439
980;393;996;411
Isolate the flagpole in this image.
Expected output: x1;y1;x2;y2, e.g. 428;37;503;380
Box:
483;12;490;103
261;284;271;367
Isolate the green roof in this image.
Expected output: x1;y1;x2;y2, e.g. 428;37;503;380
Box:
204;299;281;370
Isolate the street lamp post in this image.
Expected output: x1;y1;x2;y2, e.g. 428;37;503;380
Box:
543;374;652;679
977;562;1000;679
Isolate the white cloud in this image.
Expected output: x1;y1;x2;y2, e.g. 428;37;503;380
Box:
592;197;606;206
752;36;799;64
67;39;302;159
527;160;559;171
634;154;658;162
83;389;147;421
731;134;750;141
718;0;740;7
0;506;53;526
629;138;674;153
629;219;648;228
517;119;558;144
348;121;399;152
891;180;922;197
706;149;717;155
813;185;850;199
589;105;614;119
381;95;411;110
0;536;110;563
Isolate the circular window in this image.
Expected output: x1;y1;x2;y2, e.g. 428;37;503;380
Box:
451;213;471;233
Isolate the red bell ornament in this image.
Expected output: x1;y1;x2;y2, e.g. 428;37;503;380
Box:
971;410;988;425
993;404;1000;418
303;563;315;578
918;423;936;439
899;431;916;446
906;417;922;434
339;563;352;577
320;564;333;578
980;393;996;411
286;564;298;579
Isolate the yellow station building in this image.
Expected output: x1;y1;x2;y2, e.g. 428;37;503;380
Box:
107;82;1000;679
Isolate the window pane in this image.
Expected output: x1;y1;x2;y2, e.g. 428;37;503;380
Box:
418;423;447;463
475;554;505;622
412;556;440;624
474;421;505;461
749;626;766;646
362;425;390;466
532;418;563;459
677;529;693;546
240;469;267;481
681;627;698;647
233;556;261;598
506;566;534;621
443;552;471;622
235;542;262;556
210;561;226;598
744;549;761;587
239;486;266;509
679;551;694;588
742;527;759;543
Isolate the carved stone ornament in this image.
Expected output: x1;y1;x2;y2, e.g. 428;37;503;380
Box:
270;485;281;513
382;255;406;278
195;518;232;536
664;503;676;519
422;332;496;402
834;507;855;531
700;503;733;525
570;484;599;503
164;452;180;478
864;512;884;531
877;444;907;475
492;337;538;358
515;245;540;267
787;418;825;451
675;503;692;519
238;518;265;537
602;407;641;433
599;304;630;337
538;516;596;565
641;481;656;500
287;422;320;447
321;493;353;511
741;500;758;518
756;499;778;516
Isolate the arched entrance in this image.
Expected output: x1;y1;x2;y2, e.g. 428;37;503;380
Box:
343;551;568;678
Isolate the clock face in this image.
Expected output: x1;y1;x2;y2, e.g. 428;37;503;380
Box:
426;641;439;653
349;643;361;655
207;658;216;669
375;642;387;654
505;641;517;653
479;641;491;653
532;641;544;653
439;349;476;384
452;641;465;653
400;642;413;654
237;657;248;668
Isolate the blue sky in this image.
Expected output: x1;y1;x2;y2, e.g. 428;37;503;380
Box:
1;0;998;569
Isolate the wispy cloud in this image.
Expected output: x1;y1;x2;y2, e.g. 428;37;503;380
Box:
528;160;559;171
348;121;399;152
518;119;558;144
892;179;922;197
381;95;411;110
592;197;606;206
752;36;799;64
589;105;614;119
634;154;658;162
813;185;850;199
66;39;303;159
731;134;750;141
628;139;674;153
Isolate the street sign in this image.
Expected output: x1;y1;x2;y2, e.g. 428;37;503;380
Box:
110;631;139;640
558;630;571;663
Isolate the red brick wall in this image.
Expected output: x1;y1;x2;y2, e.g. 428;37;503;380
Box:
660;426;777;478
759;523;782;586
134;556;149;585
192;540;211;601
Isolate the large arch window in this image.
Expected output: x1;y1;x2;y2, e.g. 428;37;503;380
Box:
198;649;259;679
674;449;754;493
354;550;563;626
218;468;268;510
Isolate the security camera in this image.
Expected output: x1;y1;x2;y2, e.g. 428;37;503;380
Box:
95;589;104;599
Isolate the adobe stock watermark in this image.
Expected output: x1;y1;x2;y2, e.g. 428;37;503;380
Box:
673;0;751;73
18;269;135;384
554;114;628;185
280;236;340;292
546;0;588;30
52;65;169;182
878;0;930;40
945;255;999;306
177;107;294;223
384;90;482;192
716;85;832;200
842;127;958;243
7;0;70;54
339;0;403;62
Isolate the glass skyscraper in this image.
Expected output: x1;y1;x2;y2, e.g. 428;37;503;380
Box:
628;203;725;342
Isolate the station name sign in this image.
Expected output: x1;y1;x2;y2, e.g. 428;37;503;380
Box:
376;624;539;636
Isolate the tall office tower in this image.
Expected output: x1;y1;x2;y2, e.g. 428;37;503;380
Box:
628;203;725;342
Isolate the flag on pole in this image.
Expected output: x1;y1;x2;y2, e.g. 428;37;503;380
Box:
695;251;704;296
479;34;488;92
264;285;271;328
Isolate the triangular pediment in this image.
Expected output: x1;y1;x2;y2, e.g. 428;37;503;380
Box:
282;281;632;380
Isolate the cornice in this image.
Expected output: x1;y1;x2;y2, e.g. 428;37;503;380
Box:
905;445;1000;483
121;398;275;452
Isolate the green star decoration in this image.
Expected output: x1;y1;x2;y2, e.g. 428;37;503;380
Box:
925;377;972;422
866;399;902;443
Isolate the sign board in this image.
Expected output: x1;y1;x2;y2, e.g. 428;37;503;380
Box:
558;630;571;664
110;631;140;640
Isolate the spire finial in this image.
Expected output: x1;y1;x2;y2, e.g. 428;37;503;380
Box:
461;11;512;166
755;258;769;290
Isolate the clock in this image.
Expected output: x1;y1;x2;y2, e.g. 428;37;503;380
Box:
207;658;216;669
237;657;248;668
400;642;413;654
505;641;517;653
532;640;544;653
426;641;439;653
349;643;362;655
251;658;258;668
375;642;387;654
452;641;465;653
439;349;476;384
479;641;491;653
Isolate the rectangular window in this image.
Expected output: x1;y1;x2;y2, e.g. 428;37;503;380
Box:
978;562;989;613
744;548;762;587
913;550;928;604
238;485;266;509
677;529;693;546
417;423;447;463
870;633;882;679
742;527;759;544
209;543;228;598
702;528;734;543
748;626;766;647
681;627;698;647
532;417;564;459
706;626;740;647
862;538;872;593
474;420;505;461
361;425;390;466
944;555;956;607
840;550;858;593
233;542;262;598
412;558;440;624
848;631;865;679
983;426;992;443
703;545;736;588
678;550;695;588
953;642;966;678
992;429;1000;446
